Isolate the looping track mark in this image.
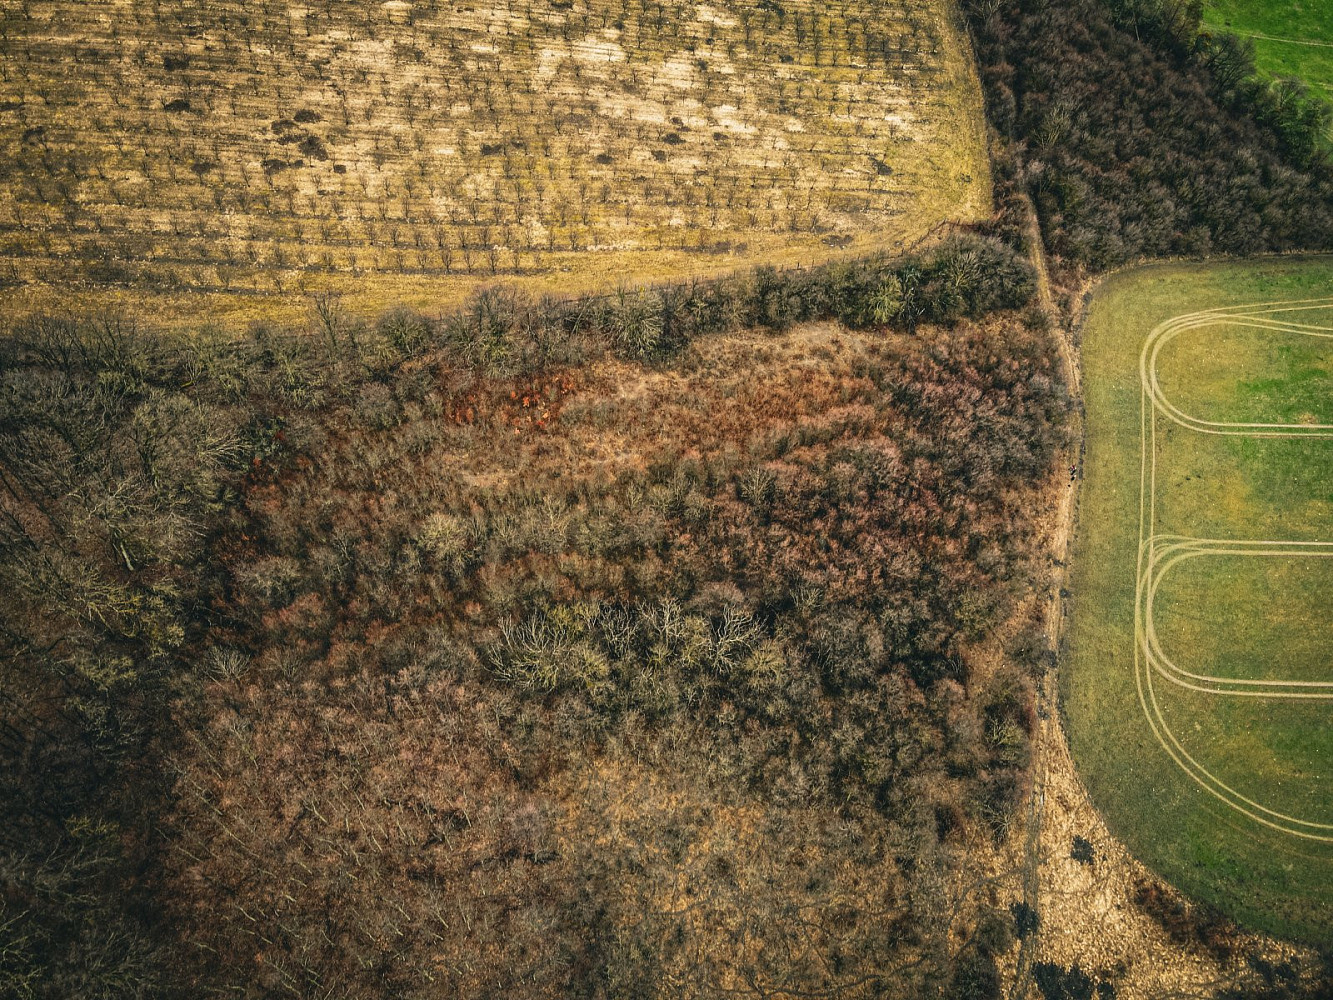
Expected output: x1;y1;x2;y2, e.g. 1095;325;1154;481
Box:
1134;297;1333;840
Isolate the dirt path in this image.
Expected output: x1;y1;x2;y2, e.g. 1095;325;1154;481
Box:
1006;196;1082;1000
1007;469;1078;1000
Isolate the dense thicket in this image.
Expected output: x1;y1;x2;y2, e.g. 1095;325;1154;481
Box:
966;0;1333;271
0;239;1062;997
0;319;246;996
168;311;1065;998
8;0;1333;987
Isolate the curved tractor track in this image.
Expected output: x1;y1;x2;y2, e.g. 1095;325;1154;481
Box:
1135;297;1333;842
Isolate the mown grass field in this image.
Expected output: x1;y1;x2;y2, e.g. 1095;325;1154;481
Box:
0;0;989;332
1065;256;1333;942
1203;0;1333;110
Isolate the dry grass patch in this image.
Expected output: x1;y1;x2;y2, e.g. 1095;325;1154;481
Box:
0;0;990;331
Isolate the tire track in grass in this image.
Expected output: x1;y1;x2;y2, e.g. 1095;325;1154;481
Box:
1134;298;1333;841
1140;536;1333;696
1142;302;1333;437
1241;32;1333;50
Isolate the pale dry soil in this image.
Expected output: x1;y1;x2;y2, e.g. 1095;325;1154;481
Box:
0;0;990;333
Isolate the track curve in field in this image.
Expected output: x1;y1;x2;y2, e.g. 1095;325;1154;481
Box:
1135;298;1333;840
1138;535;1333;696
1141;299;1333;437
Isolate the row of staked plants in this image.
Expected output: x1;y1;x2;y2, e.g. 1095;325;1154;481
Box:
0;0;961;292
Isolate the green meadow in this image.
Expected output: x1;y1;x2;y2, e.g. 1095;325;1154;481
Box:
1203;0;1333;110
1065;256;1333;941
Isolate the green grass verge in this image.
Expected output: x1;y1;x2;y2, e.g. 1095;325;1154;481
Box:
1203;0;1333;109
1065;255;1333;942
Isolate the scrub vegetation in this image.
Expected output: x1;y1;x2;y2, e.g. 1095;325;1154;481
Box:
5;0;1333;995
0;240;1072;997
966;0;1333;272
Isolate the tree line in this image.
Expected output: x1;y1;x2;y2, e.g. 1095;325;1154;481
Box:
966;0;1333;273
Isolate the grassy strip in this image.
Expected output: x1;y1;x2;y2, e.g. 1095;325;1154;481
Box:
1203;0;1333;109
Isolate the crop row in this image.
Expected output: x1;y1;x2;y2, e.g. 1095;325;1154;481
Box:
0;0;975;295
